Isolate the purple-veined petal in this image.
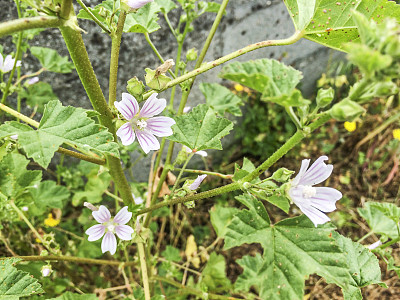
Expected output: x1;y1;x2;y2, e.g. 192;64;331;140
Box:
189;175;207;190
308;187;342;212
115;224;134;240
146;116;175;137
196;150;207;157
138;93;166;117
116;123;136;146
85;224;105;241
299;205;331;227
298;156;333;186
114;206;132;225
136;130;160;154
115;93;139;120
101;232;117;255
92;205;111;223
127;0;153;9
292;159;310;186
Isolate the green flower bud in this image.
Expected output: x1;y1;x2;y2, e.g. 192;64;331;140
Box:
330;98;365;121
126;77;145;102
186;48;198;61
316;87;334;108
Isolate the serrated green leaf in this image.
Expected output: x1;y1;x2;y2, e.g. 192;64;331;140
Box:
220;59;303;104
161;245;181;262
370;202;400;223
77;0;114;32
358;202;399;238
283;0;400;51
263;89;311;107
199;83;243;116
0;152;42;199
155;0;176;13
20;82;58;113
168;104;233;151
210;205;240;238
30;47;74;73
0;258;44;298
124;2;161;33
48;292;98;300
233;157;259;182
29;180;70;209
200;253;231;292
0;101;119;168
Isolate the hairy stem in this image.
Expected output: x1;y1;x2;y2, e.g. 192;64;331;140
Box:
173;168;233;179
138;242;151;300
1;255;135;266
0;16;64;38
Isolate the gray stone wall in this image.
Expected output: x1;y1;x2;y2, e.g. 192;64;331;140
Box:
0;0;343;180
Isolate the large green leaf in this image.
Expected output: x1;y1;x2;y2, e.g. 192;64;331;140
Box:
124;2;161;33
219;59;303;105
0;152;42;199
200;253;231;292
168;104;233;151
29;180;70;210
210;205;240;238
0;258;44;298
30;47;74;73
20;82;58;113
0;101;119;168
155;0;177;13
283;0;400;51
199;83;243;116
358;202;399;239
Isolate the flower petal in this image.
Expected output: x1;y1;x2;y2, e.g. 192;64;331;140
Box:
189;175;207;190
308;187;342;212
127;0;153;9
146;116;175;137
196;150;208;157
292;158;310;186
138;93;166;117
115;93;139;120
16;60;21;68
298;156;333;186
115;224;134;240
299;205;331;227
114;206;132;225
136;130;160;154
92;205;111;223
3;55;14;73
368;240;382;250
117;123;136;146
85;224;105;241
0;53;3;70
101;232;117;255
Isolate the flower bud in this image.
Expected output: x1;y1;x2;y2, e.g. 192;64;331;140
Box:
186;48;198;61
330;99;365;121
316;87;334;108
126;77;145;102
41;265;52;277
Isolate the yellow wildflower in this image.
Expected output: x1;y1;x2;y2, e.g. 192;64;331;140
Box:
393;129;400;141
35;238;42;243
234;83;244;92
44;213;60;227
344;121;356;132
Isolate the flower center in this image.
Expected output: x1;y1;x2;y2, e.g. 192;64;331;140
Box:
302;185;316;198
136;119;147;130
105;221;117;233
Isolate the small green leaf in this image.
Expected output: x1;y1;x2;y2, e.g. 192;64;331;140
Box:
210;205;240;238
30;47;74;73
358;202;399;239
77;0;114;32
155;0;176;13
330;98;365;121
233;157;259;182
220;59;303;97
20;82;58;113
144;68;171;90
161;245;181;262
200;253;231;292
263;88;310;107
29;180;70;210
168;104;233;151
370;202;400;223
124;2;161;33
0;258;44;298
199;83;243;116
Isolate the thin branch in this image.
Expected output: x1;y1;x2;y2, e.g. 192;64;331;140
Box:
0;16;64;38
76;0;111;34
1;255;135;266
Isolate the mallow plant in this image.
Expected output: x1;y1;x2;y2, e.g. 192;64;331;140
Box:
0;0;400;299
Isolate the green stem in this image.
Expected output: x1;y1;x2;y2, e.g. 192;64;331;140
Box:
138;242;151;300
136;113;332;216
0;103;40;127
173;168;233;179
143;30;304;100
108;11;126;107
58;5;134;205
76;0;111;34
163;13;177;39
1;255;135;266
104;189;124;203
144;32;176;79
349;77;370;101
153;275;242;300
60;0;73;19
286;106;302;129
0;16;64;38
169;153;193;195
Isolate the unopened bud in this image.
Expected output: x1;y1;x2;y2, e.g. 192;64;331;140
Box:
84;202;98;211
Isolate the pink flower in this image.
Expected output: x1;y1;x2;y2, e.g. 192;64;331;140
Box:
27;76;39;85
189;175;207;190
115;93;175;154
85;206;134;255
288;156;342;227
126;0;153;9
0;53;21;73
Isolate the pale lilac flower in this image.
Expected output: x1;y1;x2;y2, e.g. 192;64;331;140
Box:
133;194;144;205
189;175;207;190
41;266;52;277
115;93;175;154
27;77;39;85
288;156;342;227
10;134;18;140
85;206;134;255
367;240;382;250
21;206;28;211
183;106;192;113
126;0;153;9
0;53;21;73
184;146;208;157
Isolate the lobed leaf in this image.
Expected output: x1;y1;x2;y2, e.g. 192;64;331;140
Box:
210;205;240;238
168;104;233;151
124;2;161;33
199;83;243;116
200;253;231;292
29;180;70;210
20;82;58;113
30;47;74;73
